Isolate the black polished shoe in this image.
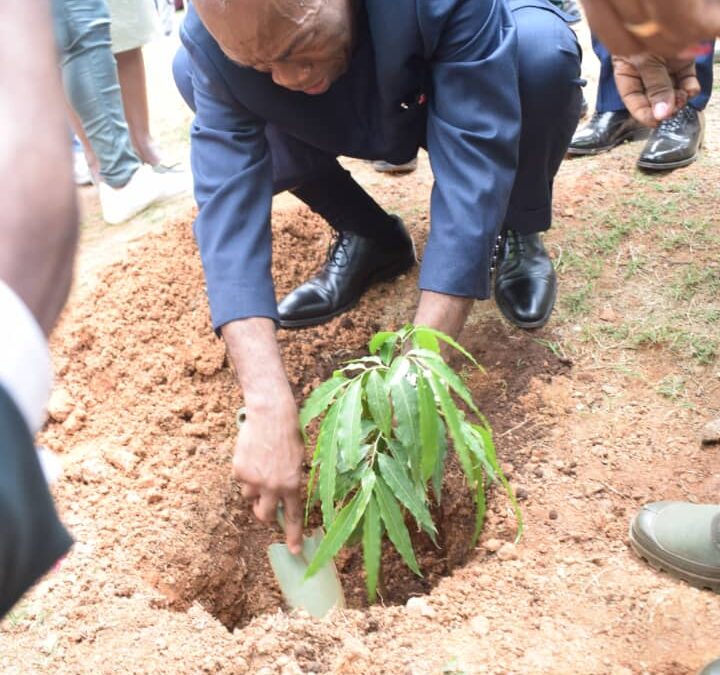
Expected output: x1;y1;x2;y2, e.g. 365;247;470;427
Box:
494;231;556;329
567;110;648;156
278;217;416;328
637;105;705;171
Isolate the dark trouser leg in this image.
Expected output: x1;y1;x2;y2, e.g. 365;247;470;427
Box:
503;5;583;235
496;5;582;329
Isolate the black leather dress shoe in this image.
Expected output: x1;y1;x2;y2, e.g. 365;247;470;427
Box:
494;231;556;329
278;218;416;328
568;110;648;156
637;105;705;171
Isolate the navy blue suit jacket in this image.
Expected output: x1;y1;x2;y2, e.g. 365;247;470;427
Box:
180;0;529;330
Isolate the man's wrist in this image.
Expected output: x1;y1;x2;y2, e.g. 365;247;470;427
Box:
221;317;296;415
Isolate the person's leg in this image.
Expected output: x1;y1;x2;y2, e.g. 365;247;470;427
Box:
114;47;162;166
51;0;140;188
689;42;714;112
568;35;648;156
593;36;625;114
495;4;582;328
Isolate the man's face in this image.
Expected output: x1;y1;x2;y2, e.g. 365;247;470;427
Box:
195;0;355;95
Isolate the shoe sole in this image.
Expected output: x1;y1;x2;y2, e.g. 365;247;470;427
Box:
278;254;417;330
636;153;699;171
495;282;557;330
567;128;650;157
628;518;720;593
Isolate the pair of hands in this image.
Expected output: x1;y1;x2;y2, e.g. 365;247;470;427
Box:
583;0;720;127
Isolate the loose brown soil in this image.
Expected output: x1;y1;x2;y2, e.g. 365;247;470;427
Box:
3;23;720;675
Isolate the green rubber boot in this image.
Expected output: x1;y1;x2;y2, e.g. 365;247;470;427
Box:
699;658;720;675
629;501;720;592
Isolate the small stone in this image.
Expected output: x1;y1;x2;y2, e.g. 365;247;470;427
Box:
515;486;529;501
182;423;210;438
599;307;618;323
469;615;490;636
63;409;86;433
406;596;436;618
104;448;138;473
48;388;74;422
701;418;720;445
548;510;559;521
482;538;503;553
501;462;515;477
496;543;518;561
533;467;544;478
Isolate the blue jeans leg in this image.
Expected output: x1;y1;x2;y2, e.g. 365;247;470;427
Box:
52;0;139;188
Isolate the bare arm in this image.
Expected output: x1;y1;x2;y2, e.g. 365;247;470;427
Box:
222;318;305;554
0;1;79;336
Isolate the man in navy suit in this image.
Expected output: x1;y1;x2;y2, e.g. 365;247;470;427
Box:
173;0;582;551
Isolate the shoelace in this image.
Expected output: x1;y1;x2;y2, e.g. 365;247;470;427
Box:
326;232;351;268
503;230;526;258
657;106;693;133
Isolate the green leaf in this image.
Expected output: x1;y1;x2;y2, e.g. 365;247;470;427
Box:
472;464;487;547
377;453;436;542
305;472;376;579
431;420;448;503
299;375;349;430
411;326;440;353
389;375;421;480
337;378;365;472
464;423;496;481
334;462;371;502
362;494;383;603
374;475;421;576
317;400;343;526
410;349;480;418
426;372;474;482
417;373;440;481
366;369;392;437
386;355;410;386
369;331;397;355
412;326;482;369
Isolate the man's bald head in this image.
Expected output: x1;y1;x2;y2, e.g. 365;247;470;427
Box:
194;0;355;94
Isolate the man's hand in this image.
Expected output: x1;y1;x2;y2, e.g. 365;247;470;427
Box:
582;0;720;58
222;318;304;555
613;54;700;126
233;400;305;555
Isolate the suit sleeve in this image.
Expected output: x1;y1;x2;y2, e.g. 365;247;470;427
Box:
180;33;277;331
420;0;521;300
0;385;72;618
